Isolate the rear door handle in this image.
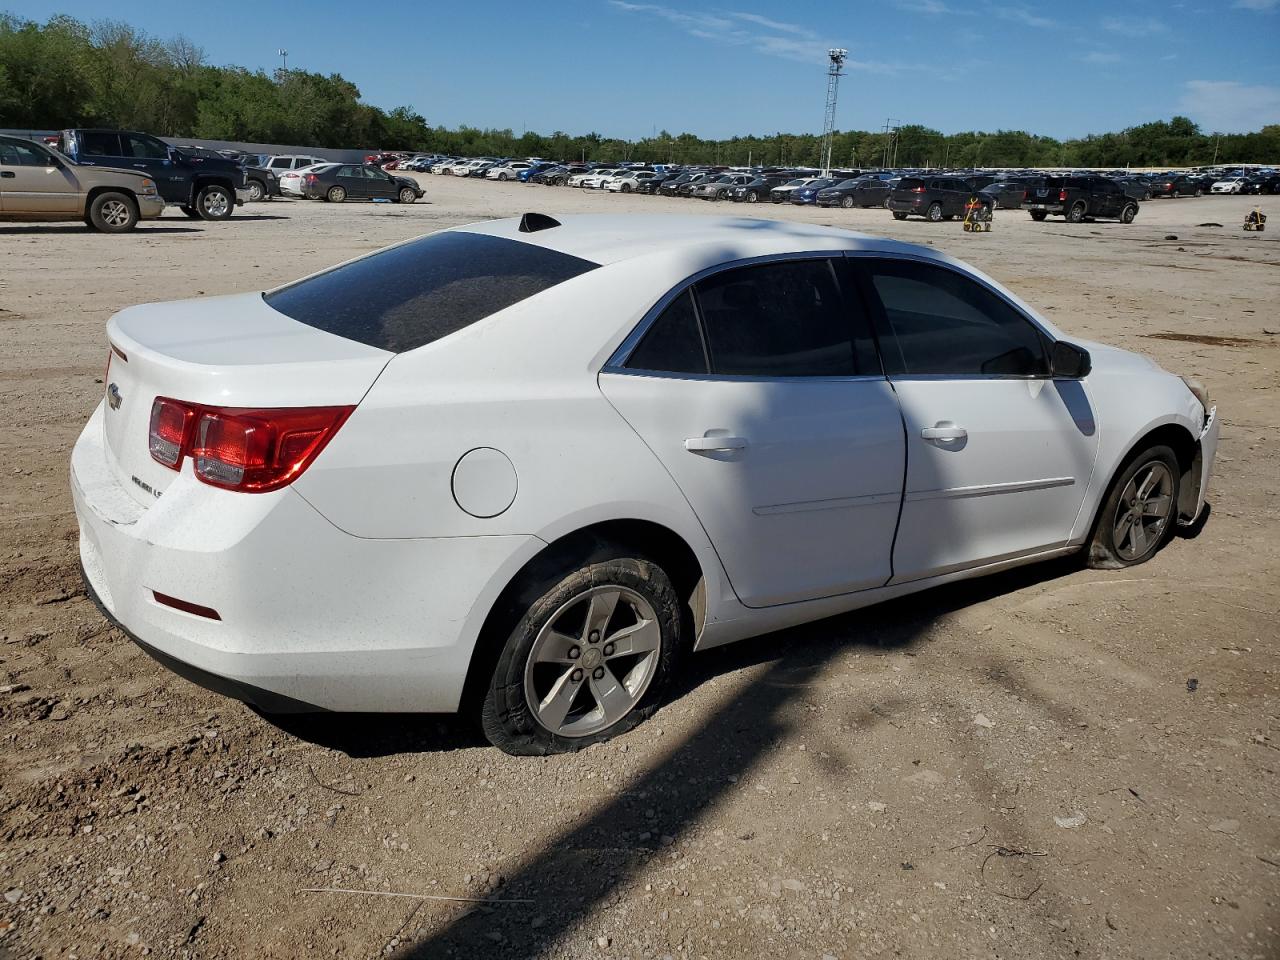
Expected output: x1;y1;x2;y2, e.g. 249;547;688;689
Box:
684;436;748;453
921;422;967;442
0;171;13;179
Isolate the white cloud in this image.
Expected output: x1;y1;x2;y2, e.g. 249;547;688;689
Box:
607;2;900;69
1082;51;1122;64
988;5;1058;28
1180;80;1280;132
894;0;952;12
1233;0;1277;10
1102;15;1169;32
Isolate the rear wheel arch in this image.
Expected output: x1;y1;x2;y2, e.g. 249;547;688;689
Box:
459;519;707;720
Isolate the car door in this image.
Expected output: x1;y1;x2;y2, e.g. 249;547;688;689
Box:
334;165;366;198
0;138;79;214
365;168;397;199
851;255;1099;582
599;257;905;608
121;133;183;202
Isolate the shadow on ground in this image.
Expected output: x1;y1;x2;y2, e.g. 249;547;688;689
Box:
277;555;1082;958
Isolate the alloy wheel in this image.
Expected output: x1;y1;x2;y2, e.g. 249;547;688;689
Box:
522;585;661;738
100;199;130;227
1112;461;1174;561
201;190;230;217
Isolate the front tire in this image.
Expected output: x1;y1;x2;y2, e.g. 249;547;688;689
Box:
1120;203;1138;224
927;202;943;222
87;191;139;232
195;184;233;221
1087;445;1180;569
841;195;854;209
398;187;417;204
247;180;265;202
481;545;682;756
746;190;758;203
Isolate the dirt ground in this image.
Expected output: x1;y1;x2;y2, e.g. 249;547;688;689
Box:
1;176;1277;960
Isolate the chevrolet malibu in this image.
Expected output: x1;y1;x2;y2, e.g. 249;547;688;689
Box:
72;215;1219;755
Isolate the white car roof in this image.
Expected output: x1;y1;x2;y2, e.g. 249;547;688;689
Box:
453;214;938;267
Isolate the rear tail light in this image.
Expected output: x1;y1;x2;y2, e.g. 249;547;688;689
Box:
911;186;926;193
305;174;318;184
1058;189;1068;201
148;398;353;492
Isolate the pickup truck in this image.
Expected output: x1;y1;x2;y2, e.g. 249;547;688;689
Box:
58;129;249;220
1024;176;1138;223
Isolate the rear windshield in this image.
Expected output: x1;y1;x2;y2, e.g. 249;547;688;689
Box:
265;231;599;353
896;177;926;190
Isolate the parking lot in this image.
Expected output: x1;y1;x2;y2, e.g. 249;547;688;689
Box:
1;177;1278;960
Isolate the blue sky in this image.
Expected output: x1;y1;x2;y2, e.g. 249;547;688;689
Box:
8;1;1280;138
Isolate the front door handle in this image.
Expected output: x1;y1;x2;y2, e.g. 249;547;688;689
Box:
921;422;967;442
684;436;748;453
0;171;13;179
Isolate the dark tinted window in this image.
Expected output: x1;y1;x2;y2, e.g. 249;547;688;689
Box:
896;177;925;191
81;132;122;156
123;134;168;159
625;291;708;375
864;259;1048;377
265;232;599;353
695;260;858;377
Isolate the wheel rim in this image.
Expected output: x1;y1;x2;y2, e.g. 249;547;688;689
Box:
523;585;661;738
400;188;414;202
929;204;941;221
201;190;229;216
1113;461;1174;561
101;199;130;227
331;187;345;202
249;183;263;201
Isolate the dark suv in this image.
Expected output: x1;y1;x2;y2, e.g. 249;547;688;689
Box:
817;176;891;208
729;174;792;203
1024;176;1138;223
59;129;248;219
887;176;976;221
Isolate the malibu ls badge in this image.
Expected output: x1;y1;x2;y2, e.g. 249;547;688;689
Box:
106;383;122;410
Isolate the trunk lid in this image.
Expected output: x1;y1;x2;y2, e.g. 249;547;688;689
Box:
101;291;392;505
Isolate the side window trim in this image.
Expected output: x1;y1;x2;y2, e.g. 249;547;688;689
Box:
847;253;1054;381
604;250;882;382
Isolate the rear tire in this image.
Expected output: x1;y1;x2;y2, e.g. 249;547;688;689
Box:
1067;202;1087;223
927;202;943;222
247;180;265;202
840;195;854;209
1120;203;1138;224
87;191;139;232
327;185;346;203
892;211;908;220
1087;445;1180;569
1030;210;1048;221
481;544;683;756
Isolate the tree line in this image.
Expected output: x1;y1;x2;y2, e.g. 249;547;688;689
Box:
2;13;1276;168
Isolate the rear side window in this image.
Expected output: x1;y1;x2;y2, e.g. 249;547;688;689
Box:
696;260;858;377
863;259;1049;377
81;132;122;156
265;232;599;353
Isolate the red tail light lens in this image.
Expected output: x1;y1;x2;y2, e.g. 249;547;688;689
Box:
149;398;353;492
911;186;926;193
149;397;196;467
1058;189;1068;201
305;174;317;184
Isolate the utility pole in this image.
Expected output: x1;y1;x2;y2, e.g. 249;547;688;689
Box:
278;48;288;72
881;118;899;169
820;49;847;177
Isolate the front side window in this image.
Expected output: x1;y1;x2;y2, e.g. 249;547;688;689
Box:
269;157;291;169
124;134;168;160
862;259;1049;378
265;232;599;353
0;139;50;166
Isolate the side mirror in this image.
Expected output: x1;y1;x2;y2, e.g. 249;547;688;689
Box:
1051;340;1092;379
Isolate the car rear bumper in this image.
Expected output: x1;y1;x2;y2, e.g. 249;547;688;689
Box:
886;199;921;213
71;404;541;713
1024;202;1065;214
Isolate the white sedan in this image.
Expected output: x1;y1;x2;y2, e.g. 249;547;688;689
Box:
603;170;659;193
277;162;339;197
1210;177;1247;194
72;215;1218;755
486;162;532;181
569;168;620;188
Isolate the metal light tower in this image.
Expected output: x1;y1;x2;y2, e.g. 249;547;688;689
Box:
278;48;288;71
821;49;847;176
